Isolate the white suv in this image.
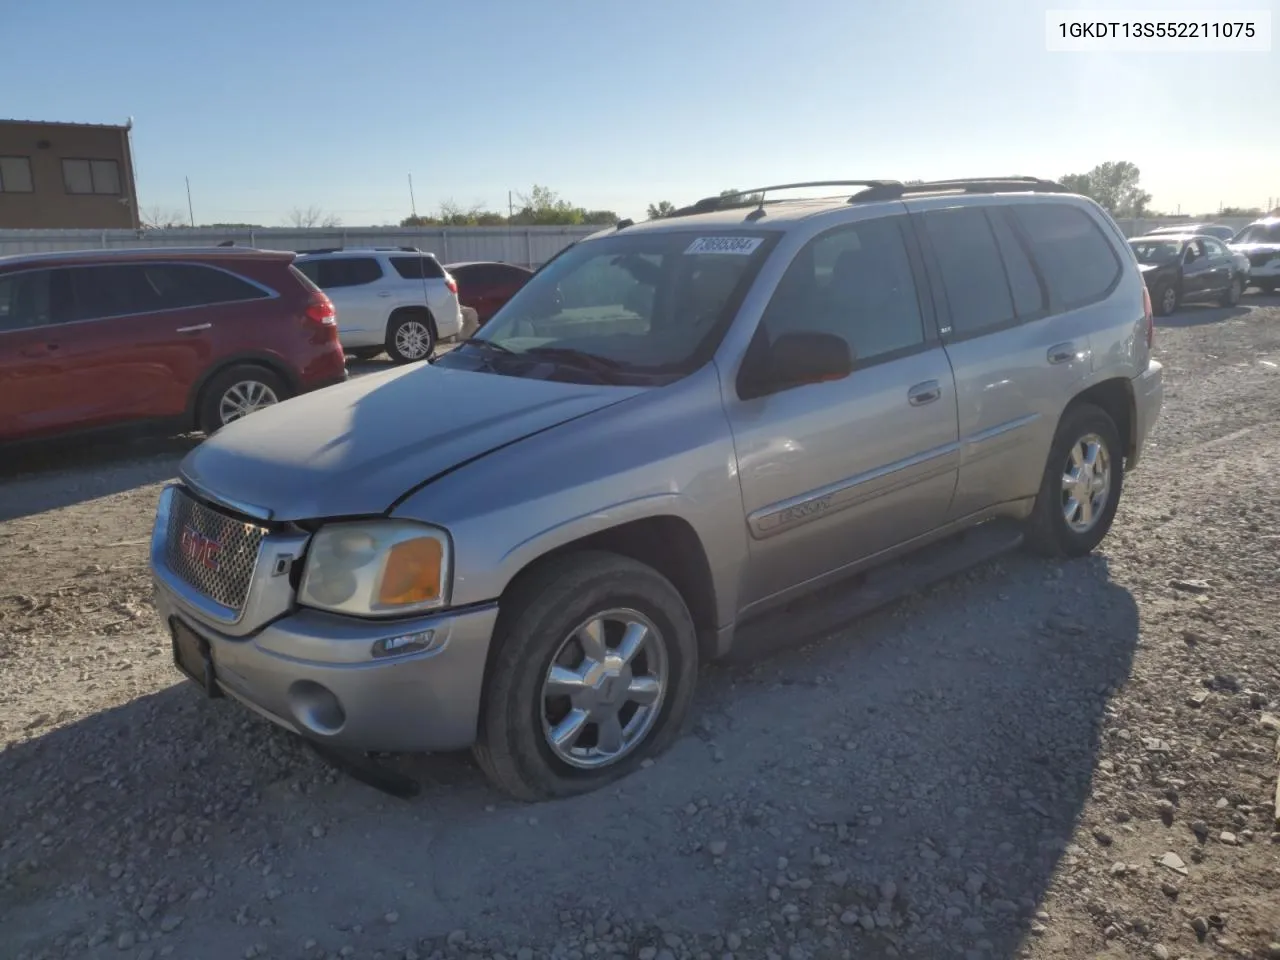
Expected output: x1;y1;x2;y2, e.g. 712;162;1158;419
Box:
1229;217;1280;294
294;247;464;362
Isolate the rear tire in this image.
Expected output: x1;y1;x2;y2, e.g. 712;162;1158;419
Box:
1024;403;1124;559
473;551;699;802
1220;274;1243;307
197;365;290;435
385;310;436;364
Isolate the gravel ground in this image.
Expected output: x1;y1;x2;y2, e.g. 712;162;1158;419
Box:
2;302;1279;960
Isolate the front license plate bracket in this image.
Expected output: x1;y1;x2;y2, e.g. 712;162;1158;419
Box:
171;620;222;699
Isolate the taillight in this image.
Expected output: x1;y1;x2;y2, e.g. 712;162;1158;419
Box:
1141;284;1154;349
444;273;458;295
304;292;337;326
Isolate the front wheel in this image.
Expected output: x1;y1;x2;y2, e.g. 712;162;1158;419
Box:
197;365;290;435
1220;274;1243;307
1024;403;1125;558
385;311;436;364
473;551;699;801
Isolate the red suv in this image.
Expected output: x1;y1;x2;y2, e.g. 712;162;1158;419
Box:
0;247;346;443
444;261;533;325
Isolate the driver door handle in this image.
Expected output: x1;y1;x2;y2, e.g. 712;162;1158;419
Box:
908;380;942;406
1048;342;1088;365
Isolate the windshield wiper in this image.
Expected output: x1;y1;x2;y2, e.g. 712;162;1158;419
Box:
521;346;629;380
463;338;515;357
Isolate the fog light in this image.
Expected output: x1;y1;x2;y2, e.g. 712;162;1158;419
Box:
371;629;437;659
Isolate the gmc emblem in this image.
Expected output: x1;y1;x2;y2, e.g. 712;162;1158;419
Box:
180;525;222;572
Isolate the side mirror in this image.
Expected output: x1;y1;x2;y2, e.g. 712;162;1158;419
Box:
765;332;853;392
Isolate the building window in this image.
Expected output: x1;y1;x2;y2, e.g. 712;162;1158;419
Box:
0;156;34;193
62;158;122;195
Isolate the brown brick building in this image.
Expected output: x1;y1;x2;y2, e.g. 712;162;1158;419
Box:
0;119;140;230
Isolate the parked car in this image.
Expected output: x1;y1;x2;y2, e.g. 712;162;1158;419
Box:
1228;217;1280;294
150;177;1163;801
1145;222;1237;243
0;247;345;444
444;261;534;326
1128;233;1247;315
293;247;464;363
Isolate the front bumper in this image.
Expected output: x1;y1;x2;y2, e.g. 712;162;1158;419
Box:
1129;359;1164;471
152;570;498;753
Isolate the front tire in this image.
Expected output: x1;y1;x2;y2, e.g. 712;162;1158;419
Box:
1220;274;1243;307
1024;403;1125;559
385;311;436;364
473;551;699;802
197;365;290;435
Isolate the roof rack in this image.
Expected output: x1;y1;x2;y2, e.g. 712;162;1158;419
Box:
849;177;1067;203
668;181;903;218
297;245;426;255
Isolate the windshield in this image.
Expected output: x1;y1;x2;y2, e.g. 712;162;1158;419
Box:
435;230;777;384
1233;222;1280;245
1129;239;1182;263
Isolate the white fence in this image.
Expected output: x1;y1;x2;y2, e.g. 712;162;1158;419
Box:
0;226;603;268
0;216;1263;263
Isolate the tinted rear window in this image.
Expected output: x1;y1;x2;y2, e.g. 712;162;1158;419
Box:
1011;203;1122;309
922;206;1015;336
390;256;445;280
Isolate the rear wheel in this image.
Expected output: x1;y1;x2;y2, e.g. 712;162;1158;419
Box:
1153;282;1179;317
1220;274;1243;306
473;551;699;802
1024;403;1124;559
197;365;290;435
385;311;436;364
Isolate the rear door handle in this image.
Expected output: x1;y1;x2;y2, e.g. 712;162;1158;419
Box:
176;323;212;334
377;291;393;298
1047;342;1087;365
908;380;942;406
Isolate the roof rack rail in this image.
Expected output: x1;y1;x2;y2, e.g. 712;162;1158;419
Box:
849;177;1067;203
668;181;903;218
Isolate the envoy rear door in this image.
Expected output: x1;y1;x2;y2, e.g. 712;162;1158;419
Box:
913;198;1124;521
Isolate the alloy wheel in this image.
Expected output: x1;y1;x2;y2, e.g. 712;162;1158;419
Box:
540;609;668;769
1061;433;1111;534
218;380;279;425
394;321;433;360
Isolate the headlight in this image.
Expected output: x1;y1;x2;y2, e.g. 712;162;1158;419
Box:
298;520;451;617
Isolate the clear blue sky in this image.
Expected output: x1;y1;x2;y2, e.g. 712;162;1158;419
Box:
4;0;1276;225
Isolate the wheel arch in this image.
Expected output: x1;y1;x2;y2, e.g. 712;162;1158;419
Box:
185;352;300;427
1065;376;1135;462
386;304;438;339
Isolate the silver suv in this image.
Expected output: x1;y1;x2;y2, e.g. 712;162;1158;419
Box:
293;247;464;363
151;178;1164;801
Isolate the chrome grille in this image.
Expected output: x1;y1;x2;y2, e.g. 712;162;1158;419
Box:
164;488;266;612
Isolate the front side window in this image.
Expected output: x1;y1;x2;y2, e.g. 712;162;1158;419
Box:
1130;239;1183;263
1202;238;1228;258
62;158;121;195
757;215;925;363
437;230;778;382
0;269;71;330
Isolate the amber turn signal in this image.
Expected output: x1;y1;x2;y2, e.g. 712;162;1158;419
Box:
377;537;443;606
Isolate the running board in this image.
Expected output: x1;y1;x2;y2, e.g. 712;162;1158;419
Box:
728;519;1025;662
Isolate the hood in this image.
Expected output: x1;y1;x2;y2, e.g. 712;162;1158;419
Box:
180;364;645;521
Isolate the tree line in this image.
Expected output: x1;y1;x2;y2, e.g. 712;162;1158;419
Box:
400;185;618;228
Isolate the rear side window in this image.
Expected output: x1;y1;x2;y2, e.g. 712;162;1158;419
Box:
138;263;268;308
988;210;1048;320
390;256;445;280
922;206;1015;336
1011;203;1121;309
300;257;383;289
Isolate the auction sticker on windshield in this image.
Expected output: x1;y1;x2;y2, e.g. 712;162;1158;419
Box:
685;237;764;256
